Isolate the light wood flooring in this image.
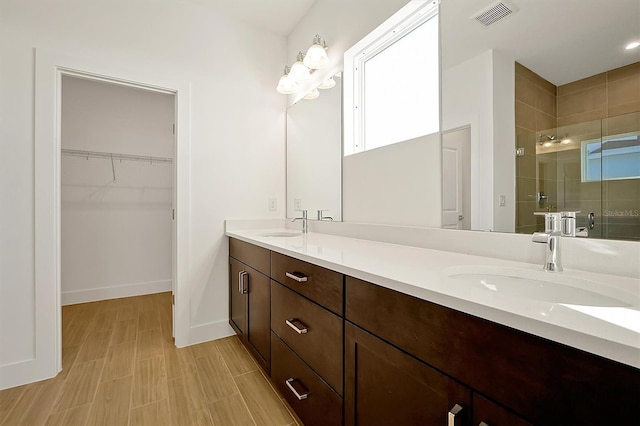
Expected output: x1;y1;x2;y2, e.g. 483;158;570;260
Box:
0;293;300;426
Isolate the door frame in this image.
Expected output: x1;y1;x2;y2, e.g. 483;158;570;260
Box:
34;48;191;380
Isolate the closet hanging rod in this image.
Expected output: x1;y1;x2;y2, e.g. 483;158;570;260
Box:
61;149;173;164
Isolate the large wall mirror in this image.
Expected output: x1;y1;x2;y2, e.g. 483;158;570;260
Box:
441;0;640;241
286;74;342;221
287;0;639;241
337;0;639;241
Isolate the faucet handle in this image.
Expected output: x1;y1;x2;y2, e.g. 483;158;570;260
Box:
317;209;333;221
533;212;562;232
560;211;581;218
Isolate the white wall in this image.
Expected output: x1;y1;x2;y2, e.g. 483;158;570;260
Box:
0;0;286;389
343;133;441;226
286;0;409;104
61;76;174;304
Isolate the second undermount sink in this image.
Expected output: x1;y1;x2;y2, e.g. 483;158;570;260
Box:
259;231;302;238
445;265;634;307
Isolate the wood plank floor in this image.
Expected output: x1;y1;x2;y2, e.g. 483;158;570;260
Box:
0;293;301;426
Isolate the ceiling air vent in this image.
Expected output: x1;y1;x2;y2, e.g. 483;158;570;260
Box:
471;0;519;27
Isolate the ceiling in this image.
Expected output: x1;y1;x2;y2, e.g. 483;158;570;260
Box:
184;0;639;86
441;0;640;86
185;0;317;36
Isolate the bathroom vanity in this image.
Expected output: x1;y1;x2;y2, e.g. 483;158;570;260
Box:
227;230;640;426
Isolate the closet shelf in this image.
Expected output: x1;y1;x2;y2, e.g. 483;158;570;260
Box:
61;149;173;164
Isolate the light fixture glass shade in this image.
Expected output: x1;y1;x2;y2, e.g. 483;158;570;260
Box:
317;77;336;89
276;68;298;94
303;89;320;100
304;43;329;69
290;60;311;82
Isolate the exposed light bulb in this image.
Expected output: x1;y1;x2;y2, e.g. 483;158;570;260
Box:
304;35;329;69
318;77;336;89
303;89;320;100
290;52;311;82
626;41;640;50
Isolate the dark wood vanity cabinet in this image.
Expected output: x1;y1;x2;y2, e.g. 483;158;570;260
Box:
270;253;345;426
345;322;472;426
229;238;640;426
228;238;271;373
346;276;640;425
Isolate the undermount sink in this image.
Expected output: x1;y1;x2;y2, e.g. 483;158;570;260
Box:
259;231;302;238
445;266;633;307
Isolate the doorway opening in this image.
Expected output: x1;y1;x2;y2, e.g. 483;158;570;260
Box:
59;74;177;370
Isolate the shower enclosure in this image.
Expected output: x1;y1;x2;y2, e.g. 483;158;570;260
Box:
516;111;640;241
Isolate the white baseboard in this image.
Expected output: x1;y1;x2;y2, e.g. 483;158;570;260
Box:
62;279;172;305
184;319;235;348
0;357;56;391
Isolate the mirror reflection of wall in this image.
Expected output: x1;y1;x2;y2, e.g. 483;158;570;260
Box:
342;1;441;227
440;0;640;241
515;62;640;241
286;75;342;221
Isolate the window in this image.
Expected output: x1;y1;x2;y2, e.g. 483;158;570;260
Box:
344;1;440;156
581;133;640;182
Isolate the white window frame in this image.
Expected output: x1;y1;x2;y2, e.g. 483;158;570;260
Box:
343;0;440;156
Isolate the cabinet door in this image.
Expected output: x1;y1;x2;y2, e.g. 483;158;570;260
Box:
345;322;471;426
229;257;247;335
473;394;531;426
247;267;270;365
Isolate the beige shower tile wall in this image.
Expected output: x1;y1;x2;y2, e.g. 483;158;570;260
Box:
515;62;640;237
557;62;640;126
515;63;558;232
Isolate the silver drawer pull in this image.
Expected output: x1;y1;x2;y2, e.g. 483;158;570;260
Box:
285;271;308;282
448;404;464;426
285;318;308;334
285;378;309;400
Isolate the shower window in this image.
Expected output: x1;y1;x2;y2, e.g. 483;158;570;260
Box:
581;133;640;182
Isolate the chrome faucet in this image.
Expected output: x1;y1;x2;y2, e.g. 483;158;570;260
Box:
291;210;308;233
317;210;333;221
560;211;589;237
532;212;563;272
532;211;589;272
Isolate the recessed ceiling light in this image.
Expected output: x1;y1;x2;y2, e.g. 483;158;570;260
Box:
625;41;640;50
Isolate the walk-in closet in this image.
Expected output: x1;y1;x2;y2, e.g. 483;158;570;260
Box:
60;75;175;314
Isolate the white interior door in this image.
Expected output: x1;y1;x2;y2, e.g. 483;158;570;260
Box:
442;127;471;230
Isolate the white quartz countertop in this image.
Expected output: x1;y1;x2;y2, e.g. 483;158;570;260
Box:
226;228;640;369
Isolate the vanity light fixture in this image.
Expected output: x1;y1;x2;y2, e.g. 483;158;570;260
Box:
303;88;320;100
317;76;336;89
276;66;298;94
276;36;329;95
303;35;329;69
625;41;640;50
290;52;311;82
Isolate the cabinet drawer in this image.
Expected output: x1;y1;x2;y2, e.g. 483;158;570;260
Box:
271;251;343;314
271;281;343;394
271;333;342;426
229;238;270;276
